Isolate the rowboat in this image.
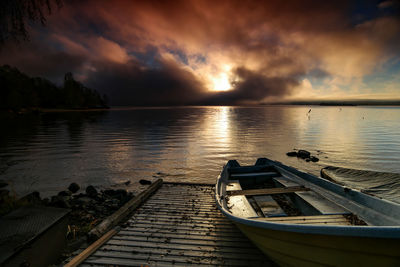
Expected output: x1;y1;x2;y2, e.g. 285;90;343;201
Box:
215;158;400;266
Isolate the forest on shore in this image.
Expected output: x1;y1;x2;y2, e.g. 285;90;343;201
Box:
0;65;109;112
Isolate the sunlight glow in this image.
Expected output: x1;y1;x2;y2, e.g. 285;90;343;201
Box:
211;73;232;92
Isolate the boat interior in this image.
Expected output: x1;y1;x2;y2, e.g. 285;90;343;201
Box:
223;158;369;226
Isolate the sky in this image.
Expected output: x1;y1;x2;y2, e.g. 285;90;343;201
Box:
1;0;399;106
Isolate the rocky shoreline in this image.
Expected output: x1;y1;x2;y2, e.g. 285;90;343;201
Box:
0;179;153;263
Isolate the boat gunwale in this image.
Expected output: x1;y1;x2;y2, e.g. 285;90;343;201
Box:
215;160;400;239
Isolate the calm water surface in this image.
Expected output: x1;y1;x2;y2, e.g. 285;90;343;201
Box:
1;106;400;202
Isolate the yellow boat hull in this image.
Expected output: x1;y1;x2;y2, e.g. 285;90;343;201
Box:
236;223;400;267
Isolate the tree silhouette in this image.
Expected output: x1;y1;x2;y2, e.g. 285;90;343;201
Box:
0;0;62;45
0;65;109;111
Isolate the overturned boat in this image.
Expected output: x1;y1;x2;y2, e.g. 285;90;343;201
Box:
215;158;400;266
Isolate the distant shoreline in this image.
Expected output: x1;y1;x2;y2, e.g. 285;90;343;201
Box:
40;107;110;113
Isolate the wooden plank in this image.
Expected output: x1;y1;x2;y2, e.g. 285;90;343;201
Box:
112;235;255;248
126;222;241;234
147;198;215;204
273;176;300;187
129;217;234;227
107;239;262;254
120;228;248;241
88;179;163;240
255;215;351;225
228;165;276;174
296;191;351;215
137;206;223;215
64;227;119;267
228;186;310;196
141;203;218;211
225;180;242;191
163;181;215;186
253;195;286;217
227;195;258;217
144;201;216;207
100;244;263;260
91;250;268;266
132;213;230;223
231;171;279;178
118;230;245;242
257;214;346;221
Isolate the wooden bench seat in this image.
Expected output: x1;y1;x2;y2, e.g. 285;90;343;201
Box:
230;172;279;179
227;186;310;196
273;177;351;216
252;195;286;217
255;214;352;225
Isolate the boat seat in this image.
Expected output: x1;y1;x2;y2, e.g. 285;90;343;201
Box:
255;214;352;225
230;171;279;178
227;186;310;196
252;195;287;217
274;177;351;216
226;181;258;218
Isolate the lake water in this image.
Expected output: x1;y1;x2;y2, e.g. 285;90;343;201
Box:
1;106;400;202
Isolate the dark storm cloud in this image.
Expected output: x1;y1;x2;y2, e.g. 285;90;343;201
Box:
0;39;84;83
86;59;207;106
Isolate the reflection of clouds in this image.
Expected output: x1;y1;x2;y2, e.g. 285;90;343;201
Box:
2;107;400;198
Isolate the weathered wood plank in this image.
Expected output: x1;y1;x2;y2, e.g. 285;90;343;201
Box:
225;180;242;191
107;239;263;254
228;186;310;196
257;214;346;221
118;230;247;242
255;214;351;225
144;201;216;207
136;208;225;217
230;171;279;178
253;195;287;217
126;222;242;234
131;213;229;222
100;244;263;260
140;204;218;212
228;165;276;174
120;228;249;241
91;250;268;266
129;217;234;227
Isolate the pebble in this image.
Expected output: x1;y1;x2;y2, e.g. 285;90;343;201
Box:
139;179;152;185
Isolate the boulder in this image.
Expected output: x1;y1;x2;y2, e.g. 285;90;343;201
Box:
50;195;71;208
286;151;298;157
297;150;311;159
68;182;80;193
58;190;72;197
86;185;98;198
310;156;319;162
19;191;42;205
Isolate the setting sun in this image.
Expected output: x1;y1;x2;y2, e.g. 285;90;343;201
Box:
211;72;232;92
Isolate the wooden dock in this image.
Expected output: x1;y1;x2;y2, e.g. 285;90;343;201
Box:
73;183;273;266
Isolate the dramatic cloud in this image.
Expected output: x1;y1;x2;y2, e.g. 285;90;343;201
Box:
0;0;399;105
